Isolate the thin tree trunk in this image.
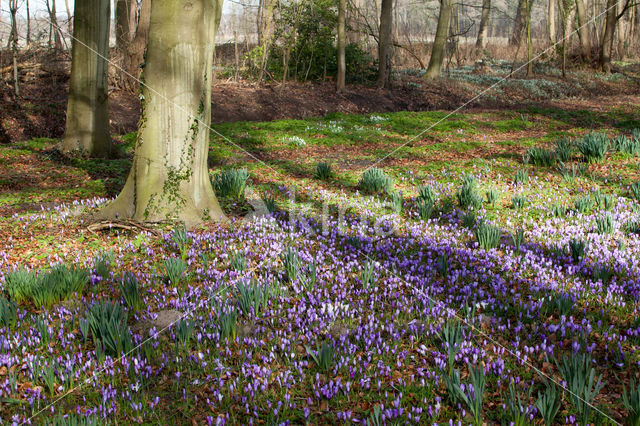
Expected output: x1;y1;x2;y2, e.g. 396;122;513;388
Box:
50;0;63;51
526;0;533;76
377;0;393;88
9;1;19;96
425;0;453;79
26;0;31;45
61;0;111;157
476;0;491;50
337;0;346;92
64;0;72;36
548;0;556;45
575;0;590;60
600;0;617;72
99;0;225;226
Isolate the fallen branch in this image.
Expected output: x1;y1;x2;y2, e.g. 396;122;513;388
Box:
87;219;161;236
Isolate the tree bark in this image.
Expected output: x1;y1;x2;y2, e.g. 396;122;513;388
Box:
575;0;590;60
510;0;528;46
425;0;453;79
64;0;72;36
600;0;617;72
548;0;556;45
476;0;491;50
49;0;63;51
61;0;111;157
337;0;346;92
377;0;393;88
122;0;151;91
26;0;31;45
115;0;131;54
9;0;19;96
99;0;225;227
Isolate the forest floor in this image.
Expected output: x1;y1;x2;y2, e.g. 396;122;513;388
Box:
0;94;639;423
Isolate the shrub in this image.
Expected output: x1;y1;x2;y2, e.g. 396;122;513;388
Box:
475;222;501;250
359;168;393;194
512;194;526;210
84;301;133;358
555;137;574;162
213;168;249;199
316;162;332;180
578;132;609;163
525;147;557;167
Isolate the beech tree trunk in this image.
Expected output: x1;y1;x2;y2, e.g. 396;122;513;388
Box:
600;0;617;72
122;0;151;91
61;0;111;157
575;0;590;60
99;0;225;227
337;0;346;92
115;0;131;54
510;0;527;46
425;0;453;79
26;0;31;45
476;0;491;50
377;0;393;88
548;0;556;45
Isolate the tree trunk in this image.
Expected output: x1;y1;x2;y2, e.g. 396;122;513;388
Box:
99;0;225;227
575;0;590;60
61;0;111;157
337;0;346;92
377;0;393;88
600;0;617;72
26;0;31;45
476;0;491;50
9;1;19;96
526;0;533;76
64;0;72;36
510;0;527;46
122;0;151;91
115;0;131;54
50;0;63;51
548;0;556;45
425;0;453;79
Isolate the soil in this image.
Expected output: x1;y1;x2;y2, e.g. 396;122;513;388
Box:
1;51;639;143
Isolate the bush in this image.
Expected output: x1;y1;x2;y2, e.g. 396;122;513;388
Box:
475;222;501;250
526;147;557;167
359;168;393;194
213;168;249;199
578;132;609;163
